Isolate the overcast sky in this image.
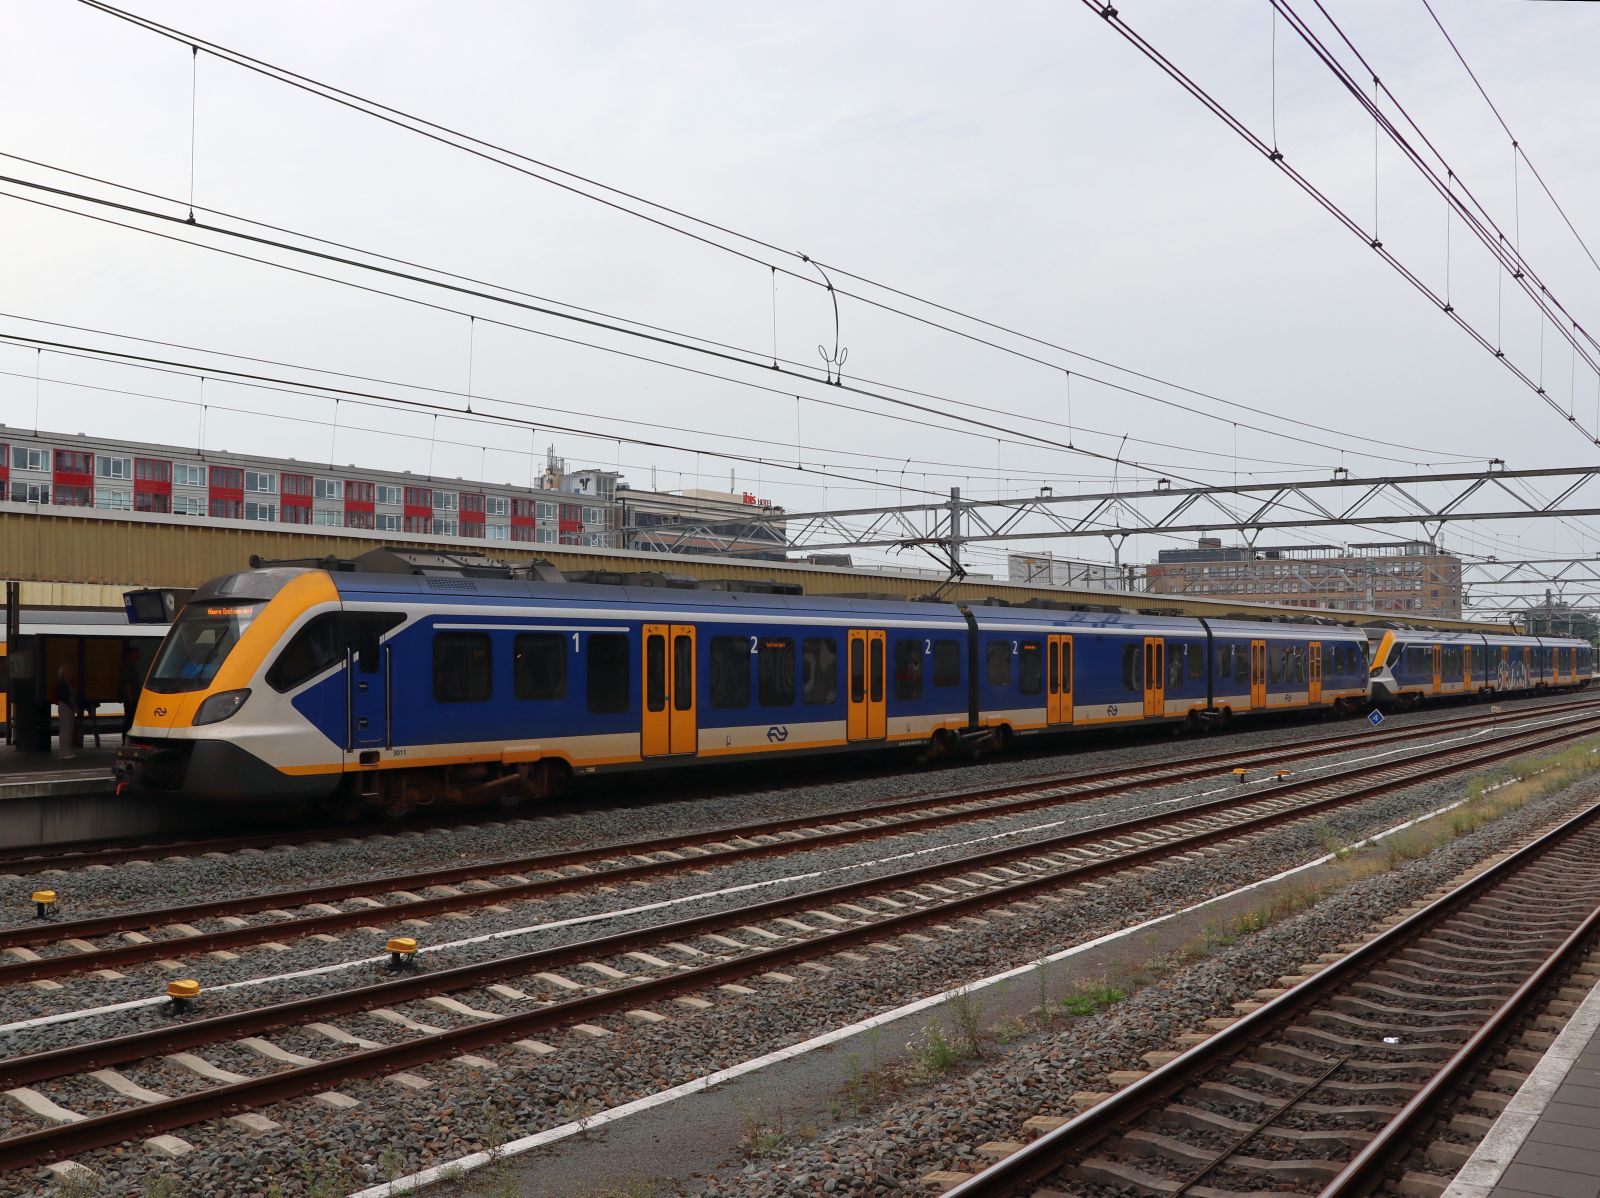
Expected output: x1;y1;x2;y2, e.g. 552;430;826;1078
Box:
4;0;1599;583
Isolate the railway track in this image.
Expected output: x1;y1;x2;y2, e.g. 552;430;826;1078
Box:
3;702;1594;988
934;792;1600;1198
4;690;1594;878
0;706;1594;1175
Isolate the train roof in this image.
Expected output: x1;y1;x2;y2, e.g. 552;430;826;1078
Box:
321;570;975;623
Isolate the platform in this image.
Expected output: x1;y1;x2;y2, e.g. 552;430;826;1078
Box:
1443;972;1600;1198
0;739;213;849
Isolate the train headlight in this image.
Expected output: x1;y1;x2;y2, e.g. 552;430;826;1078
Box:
192;688;251;726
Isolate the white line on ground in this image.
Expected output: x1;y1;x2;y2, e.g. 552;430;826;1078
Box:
0;709;1576;1040
347;772;1550;1197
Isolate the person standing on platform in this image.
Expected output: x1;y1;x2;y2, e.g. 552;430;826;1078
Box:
119;645;142;738
54;666;78;761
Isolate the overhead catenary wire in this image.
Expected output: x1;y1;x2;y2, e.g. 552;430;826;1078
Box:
0;153;1486;473
1083;0;1600;446
28;2;1582;568
0;177;1416;493
1419;0;1600;280
0;326;1543;565
61;0;1494;466
1282;0;1600;370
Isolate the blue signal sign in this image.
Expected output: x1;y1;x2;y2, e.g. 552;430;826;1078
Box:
1368;709;1385;728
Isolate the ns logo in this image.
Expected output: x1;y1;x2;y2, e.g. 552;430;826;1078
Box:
1105;704;1118;717
766;725;790;743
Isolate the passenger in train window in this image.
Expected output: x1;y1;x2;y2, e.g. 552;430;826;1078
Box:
893;640;924;701
1166;644;1184;688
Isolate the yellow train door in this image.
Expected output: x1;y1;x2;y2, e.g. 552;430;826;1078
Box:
1464;646;1473;691
1308;641;1322;705
1143;637;1164;718
1047;634;1073;724
1250;640;1267;709
1432;645;1442;694
670;625;696;754
847;629;886;741
642;623;696;757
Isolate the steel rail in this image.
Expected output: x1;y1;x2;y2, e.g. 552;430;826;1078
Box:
3;707;1593;986
5;696;1586;954
0;717;1591;1169
4;691;1592;878
940;786;1600;1198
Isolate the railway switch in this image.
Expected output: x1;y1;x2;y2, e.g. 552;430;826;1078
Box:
165;978;201;1015
31;890;57;920
386;936;420;972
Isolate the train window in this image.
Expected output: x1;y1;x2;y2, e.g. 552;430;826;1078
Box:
1188;644;1203;680
850;637;865;703
870;637;885;703
932;640;962;688
1405;646;1429;674
1268;645;1284;684
645;633;667;712
1048;642;1059;695
710;637;750;708
893;640;924;701
1061;639;1072;688
1019;643;1042;695
514;633;566;700
1216;644;1231;677
348;613;403;673
1235;647;1250;684
434;633;490;703
759;638;797;707
585;633;629;714
267;613;341;692
1122;643;1140;692
1166;643;1184;688
673;633;693;712
987;641;1012;687
802;638;838;705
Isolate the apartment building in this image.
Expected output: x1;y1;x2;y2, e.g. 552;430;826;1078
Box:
1143;539;1464;619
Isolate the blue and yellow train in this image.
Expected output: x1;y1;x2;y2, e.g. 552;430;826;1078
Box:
114;558;1592;813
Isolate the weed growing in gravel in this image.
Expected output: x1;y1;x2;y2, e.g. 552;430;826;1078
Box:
377;1145;407;1183
737;1099;791;1158
563;1177;663;1198
993;1016;1032;1044
299;1155;353;1198
557;1095;599;1138
472;1159;523;1198
1383;736;1600;866
1033;956;1056;1023
140;1178;185;1198
1314;823;1353;859
946;986;985;1057
910;1022;971;1075
46;1173;100;1198
1059;976;1128;1017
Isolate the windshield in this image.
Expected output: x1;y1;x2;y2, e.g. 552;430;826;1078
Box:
146;603;261;693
